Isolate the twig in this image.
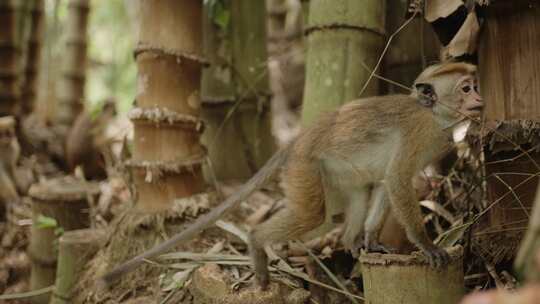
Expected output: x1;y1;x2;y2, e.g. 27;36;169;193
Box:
295;241;361;304
485;262;504;289
0;286;54;300
492;174;530;218
358;10;418;96
272;265;364;301
215;220;249;243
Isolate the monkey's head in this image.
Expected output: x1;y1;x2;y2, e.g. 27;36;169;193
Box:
412;62;483;124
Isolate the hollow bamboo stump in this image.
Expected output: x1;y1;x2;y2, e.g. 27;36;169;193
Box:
50;229;105;304
28;177;98;304
359;246;464;304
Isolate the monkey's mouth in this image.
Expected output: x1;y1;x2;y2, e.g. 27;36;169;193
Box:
465;106;483;116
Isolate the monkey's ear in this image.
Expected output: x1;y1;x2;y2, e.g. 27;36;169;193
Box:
414;83;437;107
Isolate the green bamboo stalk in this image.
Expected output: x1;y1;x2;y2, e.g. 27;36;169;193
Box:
201;0;275;180
56;0;89;128
301;0;386;126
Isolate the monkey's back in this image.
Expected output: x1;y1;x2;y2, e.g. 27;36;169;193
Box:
280;94;450;219
65;112;107;179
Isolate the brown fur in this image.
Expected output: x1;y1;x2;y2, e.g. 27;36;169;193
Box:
65;102;116;180
250;62;481;288
102;62;481;288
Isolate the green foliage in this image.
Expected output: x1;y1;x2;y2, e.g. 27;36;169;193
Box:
204;0;230;29
36;215;64;237
36;214;58;229
87;0;136;113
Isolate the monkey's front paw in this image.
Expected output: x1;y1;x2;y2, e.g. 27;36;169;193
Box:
422;246;450;268
365;241;396;254
364;233;396;254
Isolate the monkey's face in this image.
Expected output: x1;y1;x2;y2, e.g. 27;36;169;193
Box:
415;73;483;123
413;63;483;125
453;75;483;119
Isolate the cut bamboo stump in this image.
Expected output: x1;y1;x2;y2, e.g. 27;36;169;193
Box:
359;246;464;304
190;264;310;304
27;177;98;304
50;229;105;304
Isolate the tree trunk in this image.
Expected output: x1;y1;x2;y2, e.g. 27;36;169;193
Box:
301;0;386;126
20;0;44;115
382;0;440;94
0;0;23;116
474;0;540;265
36;0;62;122
201;0;276;181
56;0;89;130
129;0;206;212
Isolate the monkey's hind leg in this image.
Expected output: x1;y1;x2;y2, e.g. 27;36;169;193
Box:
341;186;370;256
364;184;393;253
249;206;323;289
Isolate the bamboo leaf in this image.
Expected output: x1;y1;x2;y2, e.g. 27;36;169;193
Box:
36;215;58;229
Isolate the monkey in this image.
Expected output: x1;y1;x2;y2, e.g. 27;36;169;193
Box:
101;62;483;289
0;116;21;218
65;99;117;180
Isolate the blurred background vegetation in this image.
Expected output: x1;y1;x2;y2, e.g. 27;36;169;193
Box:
44;0;135;114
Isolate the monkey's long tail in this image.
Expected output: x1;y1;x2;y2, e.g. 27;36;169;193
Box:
100;145;292;286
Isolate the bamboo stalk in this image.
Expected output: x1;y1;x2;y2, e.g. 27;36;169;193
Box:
301;0;386;126
201;0;275;180
56;0;89;128
20;0;44;114
0;0;22;116
130;0;206;212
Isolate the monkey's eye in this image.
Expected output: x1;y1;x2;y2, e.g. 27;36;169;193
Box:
461;85;471;93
